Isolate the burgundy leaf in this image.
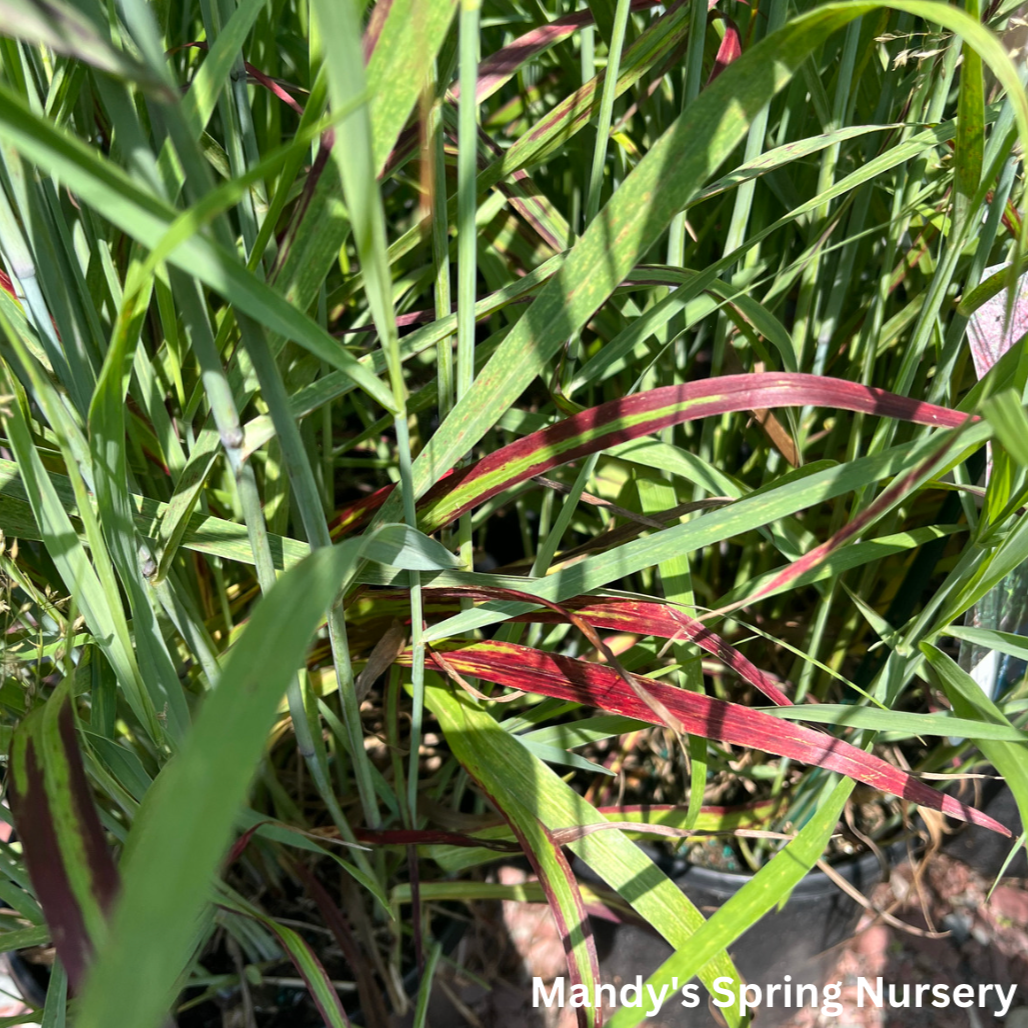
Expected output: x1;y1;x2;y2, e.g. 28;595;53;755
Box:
9;697;120;992
332;374;974;537
8;729;93;990
512;595;794;707
706;16;742;85
409;641;1010;836
349;586;793;705
226;820;271;866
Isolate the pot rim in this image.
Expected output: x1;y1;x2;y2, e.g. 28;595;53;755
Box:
654;837;915;900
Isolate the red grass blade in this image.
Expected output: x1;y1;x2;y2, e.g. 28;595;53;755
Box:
512;595;794;707
348;587;794;705
707;15;742;84
332;374;973;536
406;641;1009;835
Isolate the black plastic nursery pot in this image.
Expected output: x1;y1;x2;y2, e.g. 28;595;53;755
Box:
3;949;47;1008
943;776;1027;879
585;844;891;1028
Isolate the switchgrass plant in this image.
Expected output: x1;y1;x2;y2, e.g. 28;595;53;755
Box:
1;1;1028;1026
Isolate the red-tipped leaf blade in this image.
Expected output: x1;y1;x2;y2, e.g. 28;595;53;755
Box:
333;374;973;536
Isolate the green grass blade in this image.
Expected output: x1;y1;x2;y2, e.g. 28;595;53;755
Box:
0;84;397;412
366;0;459;174
180;0;267;139
921;642;1028;842
954;0;985;230
427;678;748;1028
603;778;856;1028
763;704;1027;740
0;346;162;742
74;527;454;1028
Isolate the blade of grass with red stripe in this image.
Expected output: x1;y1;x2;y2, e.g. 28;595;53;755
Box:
707;14;742;85
372;585;794;706
422;704;604;1026
533;824;603;1028
334;372;971;536
413;641;1009;835
8;678;120;991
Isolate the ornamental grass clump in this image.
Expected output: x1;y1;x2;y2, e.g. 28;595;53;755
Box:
0;1;1027;1027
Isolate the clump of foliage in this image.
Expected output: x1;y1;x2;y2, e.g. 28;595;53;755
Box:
0;1;1027;1027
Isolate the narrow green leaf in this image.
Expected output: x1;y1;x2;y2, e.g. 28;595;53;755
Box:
427;679;748;1028
0;925;52;951
365;0;459;173
217;893;350;1028
88;275;190;740
603;778;856;1028
982;389;1028;466
763;703;1028;740
0;84;397;413
0;359;161;741
74;526;450;1028
944;625;1028;664
921;642;1028;842
361;523;462;571
180;0;267;139
0;0;173;99
954;0;985;228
